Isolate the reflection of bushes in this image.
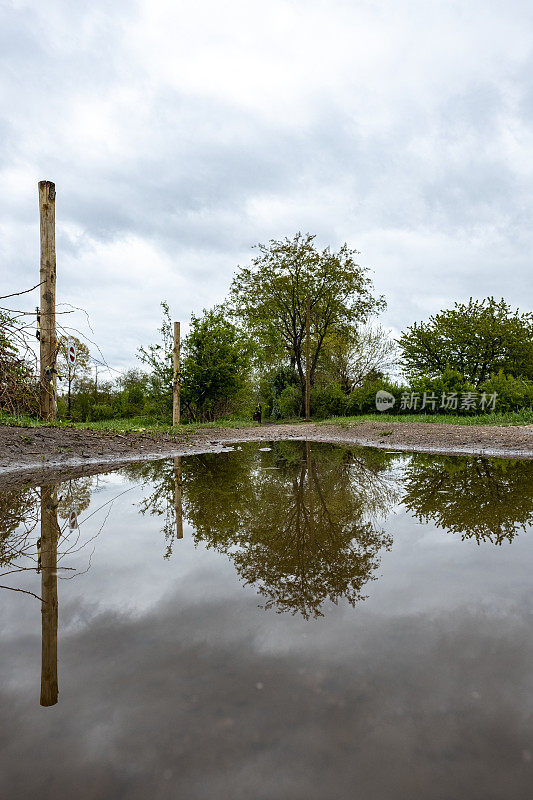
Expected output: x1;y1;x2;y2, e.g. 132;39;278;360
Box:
402;455;533;544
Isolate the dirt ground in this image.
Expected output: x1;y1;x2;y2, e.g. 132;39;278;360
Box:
0;420;531;488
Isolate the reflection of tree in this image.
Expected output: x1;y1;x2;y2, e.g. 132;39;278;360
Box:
0;486;39;569
402;455;533;544
135;442;399;617
57;477;93;521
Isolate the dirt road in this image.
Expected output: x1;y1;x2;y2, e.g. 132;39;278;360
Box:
0;420;531;487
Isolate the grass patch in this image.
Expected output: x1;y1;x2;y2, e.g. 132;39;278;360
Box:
317;409;533;427
1;408;531;434
0;413;263;436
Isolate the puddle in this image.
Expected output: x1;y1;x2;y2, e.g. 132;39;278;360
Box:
1;441;533;798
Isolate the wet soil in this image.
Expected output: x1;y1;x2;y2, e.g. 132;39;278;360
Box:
0;420;531;488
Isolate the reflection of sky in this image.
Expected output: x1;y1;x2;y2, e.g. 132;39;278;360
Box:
1;451;533;798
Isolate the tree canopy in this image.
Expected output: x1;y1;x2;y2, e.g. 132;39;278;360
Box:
229;233;385;403
398;297;533;385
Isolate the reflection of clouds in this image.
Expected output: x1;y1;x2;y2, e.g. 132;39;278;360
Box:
1;591;533;798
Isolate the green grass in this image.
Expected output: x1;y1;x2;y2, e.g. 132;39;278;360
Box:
1;408;531;434
0;413;271;436
317;409;533;427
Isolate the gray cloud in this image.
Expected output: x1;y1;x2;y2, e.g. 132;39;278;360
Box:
0;0;532;371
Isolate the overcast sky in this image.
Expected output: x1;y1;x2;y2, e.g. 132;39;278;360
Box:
1;0;532;375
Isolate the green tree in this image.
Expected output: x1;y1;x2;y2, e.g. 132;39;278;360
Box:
398;298;533;385
229;233;385;410
181;306;251;421
318;323;397;392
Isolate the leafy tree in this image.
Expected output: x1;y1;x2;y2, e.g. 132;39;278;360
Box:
398;298;533;385
229;233;385;409
319;323;397;392
181;306;251;421
57;336;91;417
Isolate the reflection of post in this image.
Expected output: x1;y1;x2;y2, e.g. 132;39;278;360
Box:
306;441;314;541
174;457;183;540
40;486;59;707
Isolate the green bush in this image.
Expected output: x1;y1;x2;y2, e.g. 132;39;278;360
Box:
347;377;404;415
90;403;115;421
410;367;475;397
479;371;533;413
310;384;348;419
260;366;300;419
278;385;303;418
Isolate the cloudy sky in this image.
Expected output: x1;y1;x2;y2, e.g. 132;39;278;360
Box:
1;0;532;374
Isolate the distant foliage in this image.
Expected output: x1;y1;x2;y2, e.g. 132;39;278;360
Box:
398;297;533;385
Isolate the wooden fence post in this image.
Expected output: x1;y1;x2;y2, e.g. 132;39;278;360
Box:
173;321;180;425
38;180;57;421
305;294;311;421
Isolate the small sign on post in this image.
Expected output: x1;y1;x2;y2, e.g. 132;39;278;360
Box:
67;340;77;367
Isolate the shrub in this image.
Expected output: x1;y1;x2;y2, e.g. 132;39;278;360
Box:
310;384;348;419
261;366;300;419
347;377;404;415
278;385;303;418
90;403;115;421
479;371;533;413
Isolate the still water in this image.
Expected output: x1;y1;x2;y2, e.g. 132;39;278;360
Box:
1;442;533;799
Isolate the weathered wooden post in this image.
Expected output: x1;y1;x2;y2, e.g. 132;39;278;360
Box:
174;456;183;540
40;485;59;706
173;321;180;425
38;180;57;421
305;294;311;421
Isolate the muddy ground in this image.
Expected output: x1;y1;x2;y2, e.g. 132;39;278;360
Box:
0;420;531;488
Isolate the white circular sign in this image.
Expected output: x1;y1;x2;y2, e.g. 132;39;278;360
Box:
67;341;77;366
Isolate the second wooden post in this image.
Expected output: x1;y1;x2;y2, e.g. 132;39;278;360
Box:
305;294;311;421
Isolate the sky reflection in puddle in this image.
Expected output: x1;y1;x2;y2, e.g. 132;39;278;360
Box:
1;442;533;799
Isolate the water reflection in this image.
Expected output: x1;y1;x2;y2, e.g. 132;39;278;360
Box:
0;476;102;707
39;486;59;706
130;442;399;618
402;455;533;544
1;444;532;712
